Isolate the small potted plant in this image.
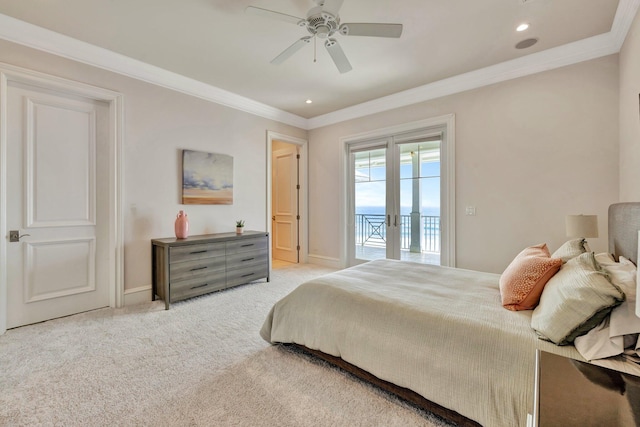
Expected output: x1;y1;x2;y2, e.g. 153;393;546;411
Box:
236;220;245;234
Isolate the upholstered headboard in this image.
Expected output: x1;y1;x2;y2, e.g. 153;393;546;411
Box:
608;202;640;262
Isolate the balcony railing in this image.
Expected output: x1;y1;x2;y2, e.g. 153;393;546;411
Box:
355;213;441;253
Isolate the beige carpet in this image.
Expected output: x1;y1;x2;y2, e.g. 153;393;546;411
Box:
0;263;454;426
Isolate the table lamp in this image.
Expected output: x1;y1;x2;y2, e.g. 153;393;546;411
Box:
565;214;598;252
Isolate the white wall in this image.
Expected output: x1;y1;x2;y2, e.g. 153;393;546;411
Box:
0;39;307;293
308;56;620;273
0;32;628;283
620;8;640;201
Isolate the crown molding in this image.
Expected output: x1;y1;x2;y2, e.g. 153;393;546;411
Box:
611;0;640;49
0;0;637;131
0;13;308;130
308;0;640;129
307;31;619;129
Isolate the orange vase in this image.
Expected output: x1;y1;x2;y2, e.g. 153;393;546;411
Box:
175;210;189;239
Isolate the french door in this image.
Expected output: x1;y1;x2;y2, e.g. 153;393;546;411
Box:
351;143;390;262
348;128;445;266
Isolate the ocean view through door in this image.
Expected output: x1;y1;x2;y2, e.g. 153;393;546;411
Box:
350;136;441;265
353;147;388;261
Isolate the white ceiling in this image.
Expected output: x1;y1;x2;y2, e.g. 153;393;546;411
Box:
0;0;636;128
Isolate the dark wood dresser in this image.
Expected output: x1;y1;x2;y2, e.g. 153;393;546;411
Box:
151;231;269;309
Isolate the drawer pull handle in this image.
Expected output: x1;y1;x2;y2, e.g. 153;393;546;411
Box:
190;266;208;271
242;257;255;262
191;283;209;289
241;244;254;247
241;273;255;278
190;250;207;254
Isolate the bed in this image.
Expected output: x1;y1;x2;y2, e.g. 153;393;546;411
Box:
261;203;640;426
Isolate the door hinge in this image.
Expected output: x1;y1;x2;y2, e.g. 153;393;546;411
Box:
296;154;300;159
296;184;300;190
297;245;300;251
297;215;300;220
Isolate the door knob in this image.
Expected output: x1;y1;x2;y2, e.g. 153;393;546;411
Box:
9;230;30;242
272;216;276;221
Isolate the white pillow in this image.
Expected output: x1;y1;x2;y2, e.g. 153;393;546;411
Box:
574;254;640;360
596;254;640;337
551;238;587;263
531;252;625;345
595;254;636;298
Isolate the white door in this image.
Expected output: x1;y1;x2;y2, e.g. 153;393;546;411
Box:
6;80;110;329
271;144;299;263
348;130;446;266
350;144;391;263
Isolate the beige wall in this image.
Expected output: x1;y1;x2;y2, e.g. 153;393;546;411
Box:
0;40;306;293
0;24;630;287
308;56;620;273
620;8;640;201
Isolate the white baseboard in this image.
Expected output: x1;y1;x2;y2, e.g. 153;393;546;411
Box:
307;254;342;269
124;285;152;306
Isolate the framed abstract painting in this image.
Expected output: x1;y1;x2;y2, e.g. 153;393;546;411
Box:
182;149;233;205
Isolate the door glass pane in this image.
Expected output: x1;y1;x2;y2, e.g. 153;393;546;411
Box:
354;148;387;261
398;141;440;265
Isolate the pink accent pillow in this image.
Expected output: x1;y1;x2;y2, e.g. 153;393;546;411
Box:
499;244;563;311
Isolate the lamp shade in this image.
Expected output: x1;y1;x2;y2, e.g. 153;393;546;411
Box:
565;215;598;238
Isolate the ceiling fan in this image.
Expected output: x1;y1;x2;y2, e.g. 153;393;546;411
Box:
246;0;403;73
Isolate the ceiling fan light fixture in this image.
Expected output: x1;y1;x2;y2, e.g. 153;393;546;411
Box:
316;25;331;38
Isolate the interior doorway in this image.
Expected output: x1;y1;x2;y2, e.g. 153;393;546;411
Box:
266;132;308;268
272;140;300;265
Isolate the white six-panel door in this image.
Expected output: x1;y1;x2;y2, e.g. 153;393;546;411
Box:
6;81;110;329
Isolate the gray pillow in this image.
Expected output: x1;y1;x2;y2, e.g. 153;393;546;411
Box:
551;238;587;263
531;252;625;345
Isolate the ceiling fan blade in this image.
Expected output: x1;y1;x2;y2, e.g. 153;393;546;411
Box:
339;23;403;38
322;0;344;17
245;6;304;25
271;37;312;65
324;38;352;73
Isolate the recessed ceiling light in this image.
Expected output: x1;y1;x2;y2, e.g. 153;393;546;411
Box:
306;99;313;104
516;23;529;32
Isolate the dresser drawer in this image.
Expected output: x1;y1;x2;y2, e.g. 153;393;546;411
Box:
226;263;269;287
170;270;227;301
169;256;225;281
226;237;268;254
169;242;225;264
226;250;268;270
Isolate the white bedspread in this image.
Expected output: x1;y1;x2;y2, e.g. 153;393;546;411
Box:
261;259;587;427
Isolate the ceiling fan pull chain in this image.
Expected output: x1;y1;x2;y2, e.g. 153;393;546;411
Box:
314;36;317;63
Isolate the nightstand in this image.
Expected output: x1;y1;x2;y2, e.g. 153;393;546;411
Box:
533;349;640;426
